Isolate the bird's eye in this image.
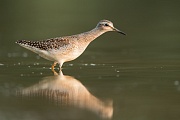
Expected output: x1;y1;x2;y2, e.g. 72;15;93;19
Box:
104;23;109;26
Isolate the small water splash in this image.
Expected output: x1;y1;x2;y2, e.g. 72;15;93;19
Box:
83;63;88;66
33;62;40;65
81;63;97;66
68;64;73;66
90;63;96;66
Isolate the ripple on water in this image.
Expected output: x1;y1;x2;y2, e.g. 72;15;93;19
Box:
81;63;97;66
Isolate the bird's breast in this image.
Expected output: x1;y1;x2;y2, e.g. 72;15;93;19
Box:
62;45;88;61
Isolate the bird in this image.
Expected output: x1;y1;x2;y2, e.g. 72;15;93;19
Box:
16;20;126;70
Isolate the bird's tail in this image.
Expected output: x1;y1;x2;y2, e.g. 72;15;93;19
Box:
16;40;43;54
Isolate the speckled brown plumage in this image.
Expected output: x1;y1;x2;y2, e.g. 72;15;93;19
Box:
16;37;70;50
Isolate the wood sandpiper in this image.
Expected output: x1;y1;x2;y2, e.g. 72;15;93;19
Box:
16;20;126;70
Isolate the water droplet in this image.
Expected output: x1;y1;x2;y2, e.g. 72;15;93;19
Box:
69;64;73;66
90;63;96;66
84;64;88;66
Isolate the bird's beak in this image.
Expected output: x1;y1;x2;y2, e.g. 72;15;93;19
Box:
113;27;126;35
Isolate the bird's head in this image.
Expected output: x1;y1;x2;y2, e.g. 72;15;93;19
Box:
96;20;126;35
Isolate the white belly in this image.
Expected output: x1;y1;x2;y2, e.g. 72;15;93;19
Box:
41;44;88;63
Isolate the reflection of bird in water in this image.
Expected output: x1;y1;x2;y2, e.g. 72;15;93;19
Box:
17;71;113;119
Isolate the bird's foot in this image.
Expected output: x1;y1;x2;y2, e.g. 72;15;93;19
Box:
51;62;58;74
52;69;58;75
51;62;57;70
51;62;63;75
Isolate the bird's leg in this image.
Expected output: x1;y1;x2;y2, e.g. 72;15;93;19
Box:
52;69;58;75
58;63;63;71
51;62;57;70
51;62;59;75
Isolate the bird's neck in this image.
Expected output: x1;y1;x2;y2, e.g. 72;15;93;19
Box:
78;27;106;43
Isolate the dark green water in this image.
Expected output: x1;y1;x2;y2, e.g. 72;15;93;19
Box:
0;0;180;120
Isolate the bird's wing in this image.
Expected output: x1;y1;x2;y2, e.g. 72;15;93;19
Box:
16;37;71;51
